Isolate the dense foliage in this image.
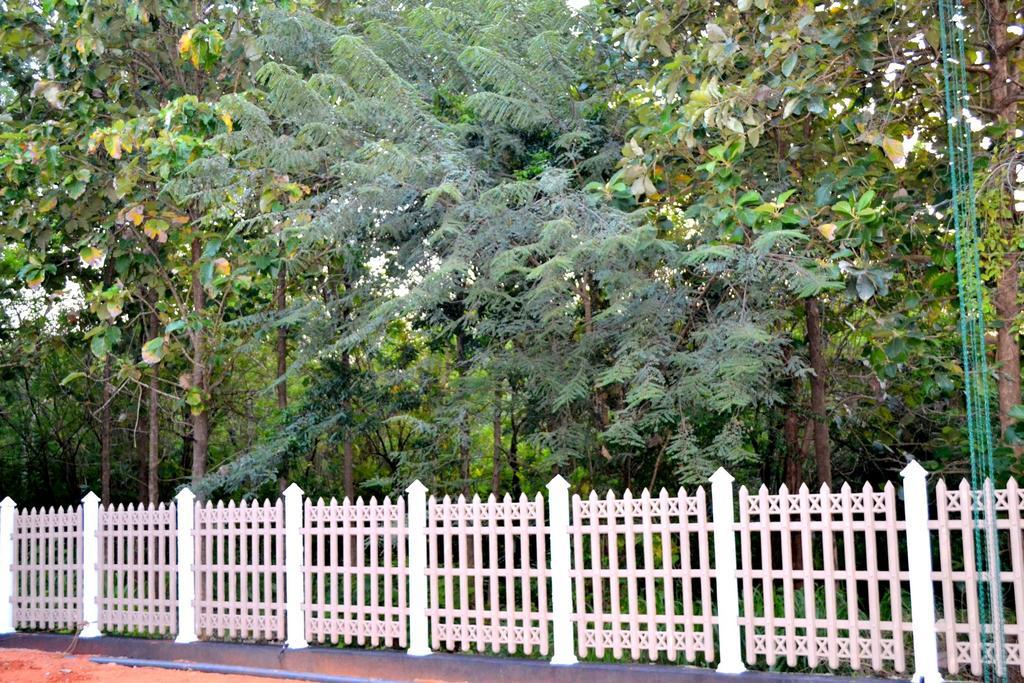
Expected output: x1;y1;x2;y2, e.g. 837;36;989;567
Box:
0;0;1021;507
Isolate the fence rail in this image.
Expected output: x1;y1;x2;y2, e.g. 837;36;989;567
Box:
0;462;1020;682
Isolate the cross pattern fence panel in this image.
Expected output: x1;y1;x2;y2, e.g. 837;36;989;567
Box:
569;488;714;663
97;502;177;636
734;482;910;674
425;493;549;655
11;506;82;631
303;496;407;647
194;499;286;641
931;477;1024;677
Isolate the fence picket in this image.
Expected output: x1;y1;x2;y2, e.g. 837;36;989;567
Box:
862;482;882;671
659;488;678;662
696;486;713;663
639;489;656;661
535;490;552;662
587;491;604;658
777;484;796;668
1007;478;1024;676
798;484;817;670
471;495;485;653
958;479;983;675
737;484;754;666
882;482;905;672
519;493;533;656
621;489;639;660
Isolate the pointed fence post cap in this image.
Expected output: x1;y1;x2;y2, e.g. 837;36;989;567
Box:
900;460;928;480
81;491;100;505
283;482;304;498
174;486;196;503
0;496;15;509
405;480;428;496
546;474;570;492
709;467;735;485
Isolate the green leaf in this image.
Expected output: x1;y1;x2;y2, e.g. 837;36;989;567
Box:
737;190;761;207
857;190;876;211
39;195;58;213
90;335;108;359
141;337;165;364
60;371;87;386
781;52;798;77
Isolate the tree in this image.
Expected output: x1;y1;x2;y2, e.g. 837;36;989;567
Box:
598;0;1003;483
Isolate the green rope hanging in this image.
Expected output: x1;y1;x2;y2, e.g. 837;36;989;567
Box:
936;0;1007;679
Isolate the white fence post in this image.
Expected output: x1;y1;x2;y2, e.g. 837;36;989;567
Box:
283;483;308;649
0;497;15;634
80;491;101;638
546;475;578;665
406;480;431;656
901;461;942;683
174;487;198;643
709;468;745;673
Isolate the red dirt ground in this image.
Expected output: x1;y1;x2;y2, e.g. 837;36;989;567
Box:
0;648;287;682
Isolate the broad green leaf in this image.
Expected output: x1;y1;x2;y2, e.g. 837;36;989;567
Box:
141;336;165;364
781;52;798;77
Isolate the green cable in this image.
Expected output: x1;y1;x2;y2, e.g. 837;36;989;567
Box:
936;0;1007;679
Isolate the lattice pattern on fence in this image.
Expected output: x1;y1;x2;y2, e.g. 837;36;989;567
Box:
194;499;286;641
97;503;177;636
5;467;1024;677
931;478;1024;677
735;482;910;673
11;506;82;631
303;496;407;647
425;493;549;654
569;488;714;663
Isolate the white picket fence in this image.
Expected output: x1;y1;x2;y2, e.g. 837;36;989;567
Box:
0;462;1021;682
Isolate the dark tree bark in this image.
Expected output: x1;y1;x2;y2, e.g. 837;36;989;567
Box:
805;297;832;486
136;423;148;504
995;261;1021;448
189;237;210;487
341;351;355;501
142;289;161;505
147;369;159;504
99;259;115;506
981;0;1022;452
782;406;803;492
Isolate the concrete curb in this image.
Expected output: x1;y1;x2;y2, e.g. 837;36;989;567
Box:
0;633;896;683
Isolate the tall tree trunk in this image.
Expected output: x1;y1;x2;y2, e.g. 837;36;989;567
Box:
782;405;803;492
508;409;522;499
145;292;160;506
491;389;502;495
983;0;1022;450
147;369;159;505
341;351;355;501
136;419;148;503
99;261;115;505
995;261;1021;447
100;354;112;506
781;348;805;491
805;297;831;486
190;237;210;487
